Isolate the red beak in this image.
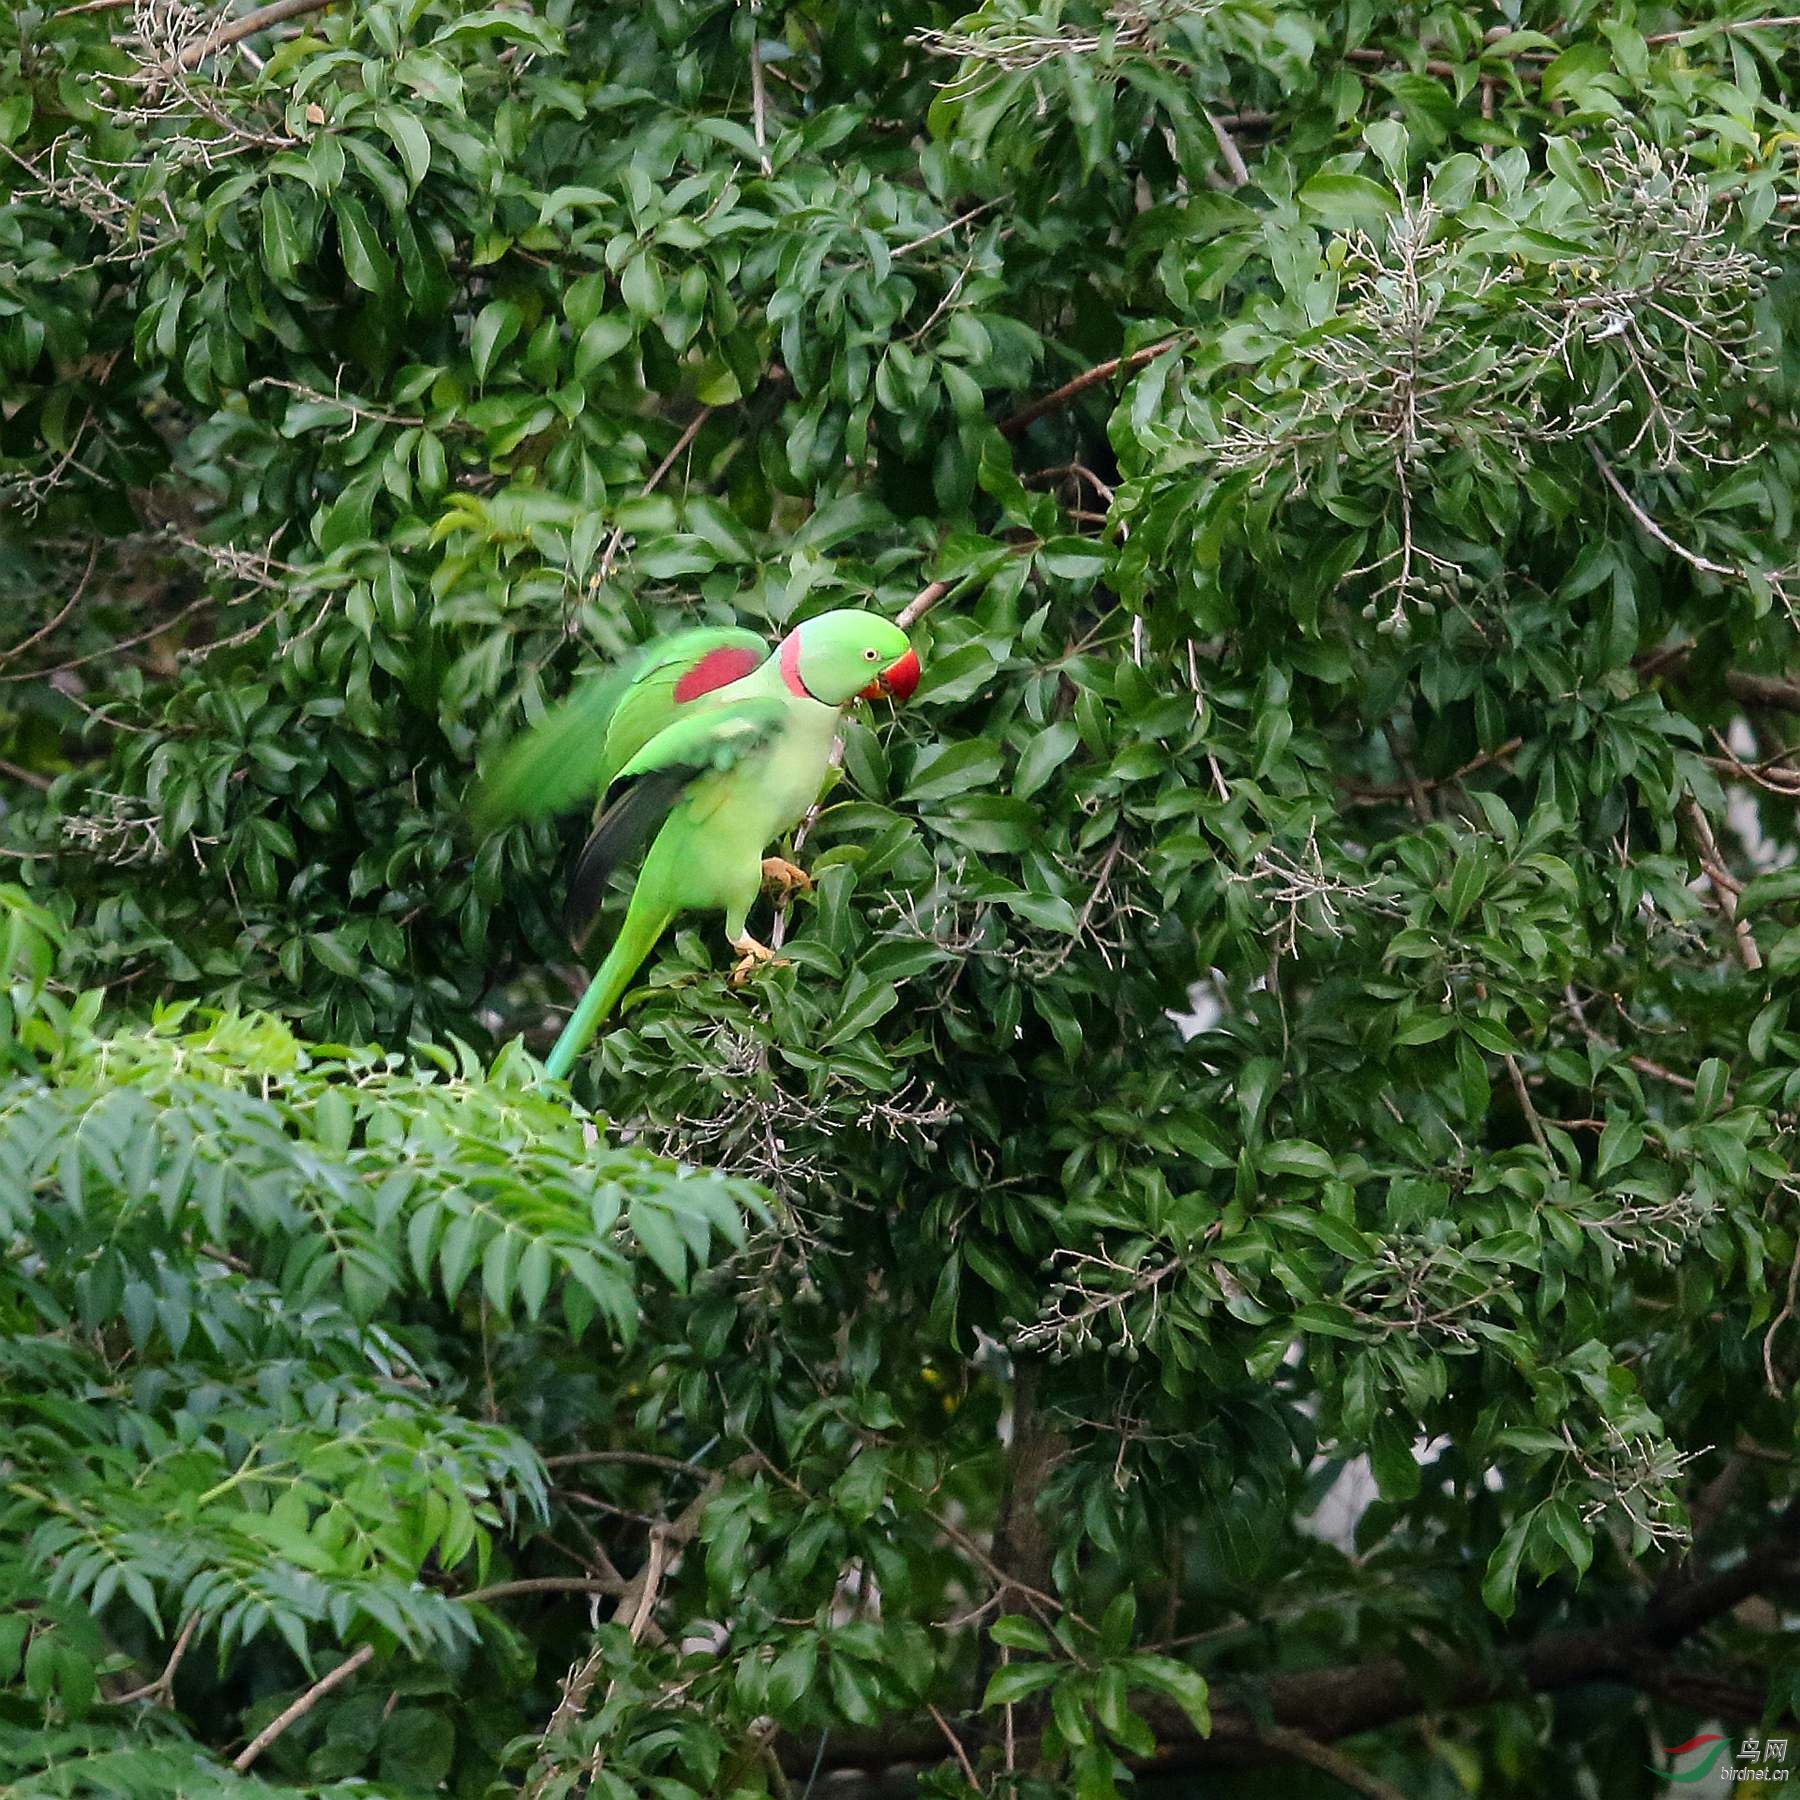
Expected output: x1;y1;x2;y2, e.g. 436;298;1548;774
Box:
860;646;920;704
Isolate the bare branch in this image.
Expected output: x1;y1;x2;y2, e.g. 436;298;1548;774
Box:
590;408;715;591
0;547;99;672
1679;794;1762;971
746;2;772;175
898;579;951;628
173;0;333;71
1589;443;1745;581
460;1576;625;1605
109;1611;199;1706
997;335;1186;439
232;1644;374;1771
1203;106;1250;187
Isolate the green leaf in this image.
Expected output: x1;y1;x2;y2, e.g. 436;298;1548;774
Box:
260;186;302;282
1126;1656;1209;1732
905;738;1002;803
1014;721;1080;800
333;195;392;293
471;300;523;385
1539;1495;1593;1578
376;105;433;192
1100;1590;1135;1656
574;315;635;379
0;1615;28;1683
629;1197;689;1290
990;1616;1052;1653
1482;1513;1533;1619
983;1663;1060;1707
1257;1139;1335;1181
1693;1057;1729;1118
1297;172;1396;230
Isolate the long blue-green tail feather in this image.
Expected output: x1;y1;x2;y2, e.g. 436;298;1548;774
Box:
541;903;674;1084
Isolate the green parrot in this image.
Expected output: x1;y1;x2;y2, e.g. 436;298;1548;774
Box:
475;609;921;1082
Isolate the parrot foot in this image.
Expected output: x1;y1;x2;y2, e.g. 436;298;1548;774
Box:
760;856;813;897
729;934;788;986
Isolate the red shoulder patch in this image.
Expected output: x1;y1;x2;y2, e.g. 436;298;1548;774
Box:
673;645;761;702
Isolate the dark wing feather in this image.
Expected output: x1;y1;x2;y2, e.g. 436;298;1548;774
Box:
561;697;789;950
562;768;693;947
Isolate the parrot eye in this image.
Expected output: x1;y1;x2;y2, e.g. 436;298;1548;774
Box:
863;647;879;660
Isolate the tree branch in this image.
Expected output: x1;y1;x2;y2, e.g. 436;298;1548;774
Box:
1727;671;1800;714
1252;1725;1409;1800
1202;107;1250;187
1590;443;1745;581
897;579;951;629
542;1448;711;1476
1646;14;1800;42
530;1453;756;1789
996;336;1185;439
460;1576;625;1605
109;1611;199;1706
747;0;772;176
0;545;98;672
1636;643;1800;717
1679;794;1762;971
1562;984;1703;1096
174;0;333;71
791;1495;1800;1786
232;1644;374;1770
1341;736;1524;805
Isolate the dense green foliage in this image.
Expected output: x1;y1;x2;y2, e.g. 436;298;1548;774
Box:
6;0;1800;1794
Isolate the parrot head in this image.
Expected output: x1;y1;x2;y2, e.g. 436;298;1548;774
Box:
782;609;921;708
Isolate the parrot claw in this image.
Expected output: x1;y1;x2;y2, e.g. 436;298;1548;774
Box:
760;856;813;897
729;934;787;986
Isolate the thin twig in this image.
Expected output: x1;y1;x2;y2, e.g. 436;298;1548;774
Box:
110;1612;199;1706
925;1703;981;1788
1563;984;1701;1095
530;1456;752;1791
232;1644;374;1770
0;757;52;792
543;1448;710;1475
1505;1052;1550;1152
1679;795;1761;971
0;596;212;685
892;198;1004;258
1646;13;1800;42
1765;1235;1800;1398
1342;736;1524;804
0;547;99;671
997;335;1185;438
461;1576;625;1604
591;408;716;588
1590;443;1741;580
747;1;772;176
1380;722;1431;821
898;579;951;629
1203;106;1250;187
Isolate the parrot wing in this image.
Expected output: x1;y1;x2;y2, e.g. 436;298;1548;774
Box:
562;696;791;948
471;626;767;832
597;627;770;789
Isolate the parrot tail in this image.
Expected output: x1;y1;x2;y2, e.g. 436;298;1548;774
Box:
541;903;674;1084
